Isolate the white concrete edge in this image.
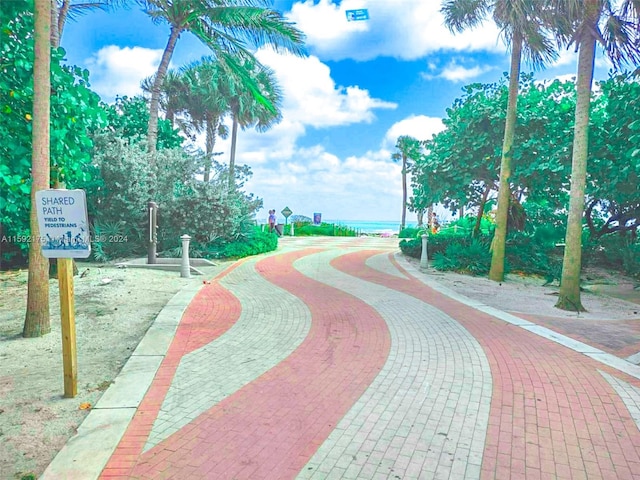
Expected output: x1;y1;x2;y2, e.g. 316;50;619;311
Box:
40;280;205;480
626;351;640;365
394;252;640;382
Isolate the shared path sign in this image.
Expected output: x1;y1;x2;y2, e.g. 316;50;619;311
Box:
36;189;90;259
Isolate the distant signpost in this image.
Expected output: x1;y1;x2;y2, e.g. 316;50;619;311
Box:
346;8;369;21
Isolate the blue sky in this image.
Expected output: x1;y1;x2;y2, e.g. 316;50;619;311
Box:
60;0;614;222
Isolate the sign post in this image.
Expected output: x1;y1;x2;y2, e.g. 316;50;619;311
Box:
281;206;292;226
36;189;90;398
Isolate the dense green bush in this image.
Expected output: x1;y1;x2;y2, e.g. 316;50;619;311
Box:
294;223;357;237
432;238;491;275
1;1;106;266
189;227;277;259
591;235;640;277
87;133;262;261
400;231;485;259
401;229;564;281
399;227;421;238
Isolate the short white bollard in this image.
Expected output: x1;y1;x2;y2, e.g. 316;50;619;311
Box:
180;234;191;278
420;234;429;270
290;223;295;236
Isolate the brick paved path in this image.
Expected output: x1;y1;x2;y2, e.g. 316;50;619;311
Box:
90;237;640;479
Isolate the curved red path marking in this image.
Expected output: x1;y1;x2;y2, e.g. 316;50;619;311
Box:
332;251;640;479
118;248;391;479
101;263;244;479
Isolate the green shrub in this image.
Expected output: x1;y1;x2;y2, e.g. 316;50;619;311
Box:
400;231;488;260
294;223;357;237
399;227;421;238
399;238;422;258
592;235;640;277
432;238;491;275
204;227;277;259
90;220;144;262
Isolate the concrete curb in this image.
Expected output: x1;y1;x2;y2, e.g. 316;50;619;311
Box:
39;281;204;480
395;253;640;382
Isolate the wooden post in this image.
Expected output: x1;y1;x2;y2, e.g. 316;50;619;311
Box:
58;257;77;398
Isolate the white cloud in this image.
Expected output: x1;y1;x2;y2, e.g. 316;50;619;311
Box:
240;114;446;223
288;0;503;61
422;59;493;82
85;46;165;102
200;49;397;168
384;115;445;149
256;49;397;128
247;146;404;222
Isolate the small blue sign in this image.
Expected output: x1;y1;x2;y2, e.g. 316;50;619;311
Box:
345;9;369;21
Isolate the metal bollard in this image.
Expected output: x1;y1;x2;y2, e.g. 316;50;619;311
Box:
180;234;191;278
147;201;158;264
420;234;429;270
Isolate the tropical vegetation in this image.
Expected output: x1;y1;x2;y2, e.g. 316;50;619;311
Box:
1;0;299;336
403;72;640;295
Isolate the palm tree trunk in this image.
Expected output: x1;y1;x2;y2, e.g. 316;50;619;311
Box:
401;154;407;230
556;29;596;312
204;115;217;183
427;204;433;230
489;31;523;282
229;109;239;191
24;0;52;338
474;183;491;237
147;26;181;157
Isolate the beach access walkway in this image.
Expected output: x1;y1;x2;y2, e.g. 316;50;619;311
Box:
42;236;640;479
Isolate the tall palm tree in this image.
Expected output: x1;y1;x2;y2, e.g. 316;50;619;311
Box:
553;0;640;311
24;0;52;337
392;136;422;230
442;0;556;282
224;59;282;190
52;0;127;47
141;69;189;128
180;58;231;182
140;0;305;160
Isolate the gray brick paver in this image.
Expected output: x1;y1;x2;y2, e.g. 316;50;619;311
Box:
144;256;312;451
295;250;492;479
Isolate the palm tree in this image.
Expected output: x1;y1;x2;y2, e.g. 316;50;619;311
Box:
52;0;127;47
553;0;640;311
140;0;305;159
392;136;422;230
24;0;52;337
141;69;189;128
442;0;556;282
224;59;282;190
180;58;231;182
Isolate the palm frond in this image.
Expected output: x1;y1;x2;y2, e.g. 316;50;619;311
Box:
198;6;306;56
441;0;491;33
601;12;640;68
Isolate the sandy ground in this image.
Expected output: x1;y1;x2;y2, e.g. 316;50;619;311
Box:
403;256;640;321
0;261;226;480
1;254;639;479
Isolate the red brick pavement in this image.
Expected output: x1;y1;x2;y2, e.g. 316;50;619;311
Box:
102;249;391;479
101;262;244;479
332;251;640;480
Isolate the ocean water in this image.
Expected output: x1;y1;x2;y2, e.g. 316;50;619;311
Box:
327;220;417;234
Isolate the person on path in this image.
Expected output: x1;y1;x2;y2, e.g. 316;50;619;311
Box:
268;209;277;234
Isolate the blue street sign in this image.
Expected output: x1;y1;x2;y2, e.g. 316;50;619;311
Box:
345;9;369;21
